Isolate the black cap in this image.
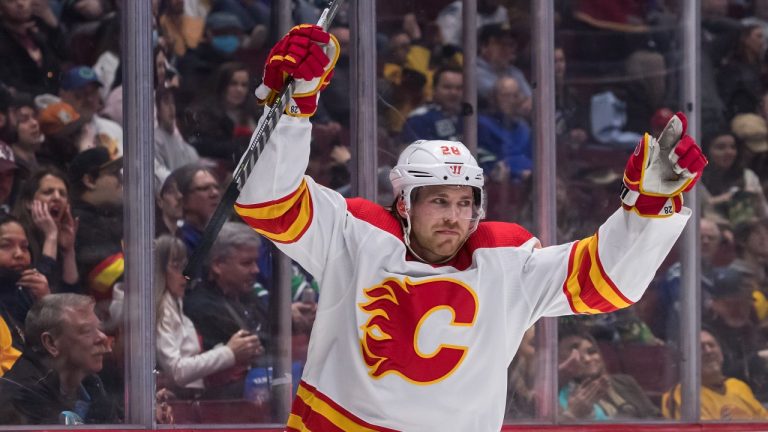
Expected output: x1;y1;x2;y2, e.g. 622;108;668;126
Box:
709;267;754;300
69;147;123;185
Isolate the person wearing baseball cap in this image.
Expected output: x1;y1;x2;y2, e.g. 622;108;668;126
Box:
58;66;123;158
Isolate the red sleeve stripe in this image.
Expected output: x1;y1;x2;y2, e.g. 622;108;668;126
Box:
287;381;398;432
562;234;633;315
235;180;313;244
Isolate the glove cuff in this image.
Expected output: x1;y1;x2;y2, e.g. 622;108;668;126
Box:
621;182;683;217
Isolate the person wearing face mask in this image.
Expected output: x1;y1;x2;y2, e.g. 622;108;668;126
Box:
176;11;244;113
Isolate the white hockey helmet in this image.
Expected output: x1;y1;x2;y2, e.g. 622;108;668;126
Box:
390;140;485;217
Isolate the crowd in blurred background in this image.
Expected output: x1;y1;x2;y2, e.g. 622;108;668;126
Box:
0;0;767;426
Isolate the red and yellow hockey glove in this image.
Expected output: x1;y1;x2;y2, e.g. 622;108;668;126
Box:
621;112;708;217
254;24;339;117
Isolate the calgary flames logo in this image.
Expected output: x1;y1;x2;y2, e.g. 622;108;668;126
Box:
358;277;478;384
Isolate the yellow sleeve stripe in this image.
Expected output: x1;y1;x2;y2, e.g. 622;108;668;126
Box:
563;234;633;314
235;180;313;244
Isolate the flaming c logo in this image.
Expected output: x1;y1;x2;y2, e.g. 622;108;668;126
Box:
358;277;478;385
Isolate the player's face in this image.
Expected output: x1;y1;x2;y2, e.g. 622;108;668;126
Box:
407;185;474;263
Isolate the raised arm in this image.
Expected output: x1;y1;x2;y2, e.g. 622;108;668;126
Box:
518;113;708;322
235;26;343;278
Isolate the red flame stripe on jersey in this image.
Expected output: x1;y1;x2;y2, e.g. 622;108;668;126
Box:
287;381;398;432
235;180;313;243
562;234;633;314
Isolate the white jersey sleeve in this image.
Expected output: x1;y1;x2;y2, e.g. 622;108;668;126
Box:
517;207;690;325
234;115;349;286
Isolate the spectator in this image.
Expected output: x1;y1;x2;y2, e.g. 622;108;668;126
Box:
154;234;261;399
59;66;124;158
477;75;533;182
13;168;79;293
183;222;267;399
401;66;463;144
436;0;508;48
379;19;432;136
663;329;768;420
0;293;121;424
703;266;768;402
730;219;768;295
476;23;532;114
317;25;351;127
620;50;671;134
154;45;180;91
0;0;66;95
155;169;183;238
0;85;14;143
69;147;123;300
182;62;257;163
557;332;659;420
657;217;723;342
176;12;245;110
555;45;589;150
158;0;204;58
718;24;766;120
175;163;220;256
0;141;22;214
154;87;198;185
505;326;536;419
0;314;20;375
0;213;49;354
731;113;768;192
209;0;269;39
8;93;43;173
59;0;112;33
700;129;768;226
37;101;93;171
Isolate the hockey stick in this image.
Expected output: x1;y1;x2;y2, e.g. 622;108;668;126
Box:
183;0;344;279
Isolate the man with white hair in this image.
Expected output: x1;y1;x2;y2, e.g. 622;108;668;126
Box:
0;293;120;424
233;25;707;431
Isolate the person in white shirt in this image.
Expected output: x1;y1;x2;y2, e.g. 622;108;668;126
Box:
154;234;261;397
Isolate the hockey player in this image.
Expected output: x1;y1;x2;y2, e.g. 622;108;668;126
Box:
234;25;707;431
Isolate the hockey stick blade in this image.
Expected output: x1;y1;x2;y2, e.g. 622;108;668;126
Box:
183;0;345;279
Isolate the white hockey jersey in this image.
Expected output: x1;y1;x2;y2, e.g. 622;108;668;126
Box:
234;115;690;431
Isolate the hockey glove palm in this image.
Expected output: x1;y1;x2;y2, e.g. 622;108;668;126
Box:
255;24;339;117
621;112;708;217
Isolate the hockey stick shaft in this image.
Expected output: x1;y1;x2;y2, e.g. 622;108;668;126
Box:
184;1;343;279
